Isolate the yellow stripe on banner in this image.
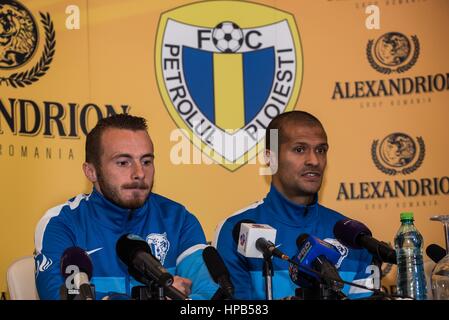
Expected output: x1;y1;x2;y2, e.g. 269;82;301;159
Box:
213;54;245;131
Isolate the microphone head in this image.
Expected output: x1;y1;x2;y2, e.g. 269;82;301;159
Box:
60;247;93;280
202;246;230;282
116;234;151;267
292;234;344;291
255;237;270;254
333;219;372;249
296;233;309;249
203;246;234;298
426;244;447;263
295;234;341;267
232;219;255;244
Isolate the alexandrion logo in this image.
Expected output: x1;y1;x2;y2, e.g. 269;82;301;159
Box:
337;132;449;201
367;32;419;74
0;0;55;88
332;31;449;100
155;1;302;171
371;132;424;176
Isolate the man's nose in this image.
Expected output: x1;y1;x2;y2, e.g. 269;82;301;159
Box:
131;162;145;179
305;150;319;166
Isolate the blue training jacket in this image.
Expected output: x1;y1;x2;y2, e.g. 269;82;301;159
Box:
214;185;378;300
34;188;218;300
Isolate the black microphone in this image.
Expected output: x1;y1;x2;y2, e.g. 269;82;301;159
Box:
426;244;446;263
334;219;397;264
116;234;188;300
60;247;95;300
202;246;234;299
255;237;289;260
116;234;173;287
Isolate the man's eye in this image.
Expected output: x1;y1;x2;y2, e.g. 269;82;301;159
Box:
117;161;128;166
316;147;328;154
142;159;153;166
294;146;305;153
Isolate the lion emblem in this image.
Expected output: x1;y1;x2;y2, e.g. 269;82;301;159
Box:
146;232;170;265
0;1;38;69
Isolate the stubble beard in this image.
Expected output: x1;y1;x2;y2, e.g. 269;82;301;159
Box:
97;169;153;209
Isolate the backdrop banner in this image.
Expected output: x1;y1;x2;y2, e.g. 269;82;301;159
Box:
1;0;448;296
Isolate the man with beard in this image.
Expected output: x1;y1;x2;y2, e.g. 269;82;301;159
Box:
214;111;378;300
34;114;218;300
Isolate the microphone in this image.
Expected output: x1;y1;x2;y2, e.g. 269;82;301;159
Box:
288;261;317;289
202;246;234;299
289;235;390;299
334;219;397;264
116;234;174;287
231;219;289;260
232;219;288;300
256;238;290;261
116;234;188;300
60;247;95;300
292;234;344;291
426;244;446;263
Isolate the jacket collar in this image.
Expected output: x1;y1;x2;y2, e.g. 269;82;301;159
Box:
265;184;319;227
88;188;150;231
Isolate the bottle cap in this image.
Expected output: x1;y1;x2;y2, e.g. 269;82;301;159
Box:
400;212;414;221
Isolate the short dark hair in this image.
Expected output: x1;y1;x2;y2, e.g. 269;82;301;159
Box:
265;110;325;150
85;113;148;166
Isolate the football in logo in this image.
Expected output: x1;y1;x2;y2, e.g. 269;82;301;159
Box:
155;1;303;171
371;133;425;175
212;21;244;53
0;0;55;87
367;32;419;74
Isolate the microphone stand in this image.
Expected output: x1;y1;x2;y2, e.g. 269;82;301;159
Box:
294;278;346;300
262;253;274;300
319;283;346;300
131;281;166;300
128;267;188;300
129;267;166;300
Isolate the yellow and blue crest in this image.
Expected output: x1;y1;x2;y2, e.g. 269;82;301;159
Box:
156;1;303;171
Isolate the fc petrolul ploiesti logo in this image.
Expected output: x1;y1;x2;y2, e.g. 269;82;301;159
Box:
155;1;303;171
367;32;419;74
0;0;55;88
371;133;425;176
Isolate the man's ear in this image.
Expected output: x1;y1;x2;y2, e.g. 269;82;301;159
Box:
83;162;98;183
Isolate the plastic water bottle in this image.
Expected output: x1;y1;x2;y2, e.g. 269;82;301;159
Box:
394;212;427;300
